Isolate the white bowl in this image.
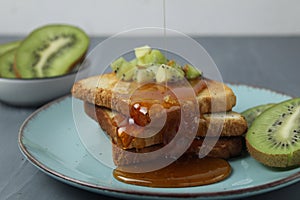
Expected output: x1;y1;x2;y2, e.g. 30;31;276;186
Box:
0;70;85;107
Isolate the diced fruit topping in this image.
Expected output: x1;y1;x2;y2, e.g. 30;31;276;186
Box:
110;46;202;83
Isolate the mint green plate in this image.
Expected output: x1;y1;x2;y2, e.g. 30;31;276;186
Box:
18;84;300;199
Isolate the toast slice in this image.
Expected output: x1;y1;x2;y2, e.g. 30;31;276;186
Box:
112;137;243;166
72;73;237;122
84;102;247;150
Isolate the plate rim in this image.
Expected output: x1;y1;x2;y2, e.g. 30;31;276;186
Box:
18;84;300;199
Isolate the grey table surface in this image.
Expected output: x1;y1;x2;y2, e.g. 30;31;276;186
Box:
0;36;300;200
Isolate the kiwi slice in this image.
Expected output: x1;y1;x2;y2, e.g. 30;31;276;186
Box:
0;40;21;56
242;103;275;127
0;49;17;78
246;98;300;168
15;24;89;78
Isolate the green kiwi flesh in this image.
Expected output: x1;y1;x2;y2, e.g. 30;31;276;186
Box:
0;49;17;78
111;57;137;81
15;24;89;78
246;98;300;168
0;40;21;56
242;103;275;127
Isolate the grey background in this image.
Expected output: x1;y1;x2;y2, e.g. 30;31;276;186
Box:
0;36;299;200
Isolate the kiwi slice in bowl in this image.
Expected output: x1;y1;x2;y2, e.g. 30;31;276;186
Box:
0;49;17;78
14;24;89;78
0;40;21;56
246;98;300;168
242;103;275;127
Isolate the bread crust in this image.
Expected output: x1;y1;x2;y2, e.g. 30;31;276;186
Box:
112;137;244;166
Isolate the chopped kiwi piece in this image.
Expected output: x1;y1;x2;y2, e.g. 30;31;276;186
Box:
129;58;138;66
246;98;300;168
133;65;158;83
242;103;275;127
14;24;89;78
120;66;137;81
112;58;137;81
134;45;151;59
156;64;184;83
138;49;167;66
146;65;159;75
0;40;21;56
167;60;180;69
111;57;127;73
183;64;202;79
167;60;185;77
0;49;17;78
134;68;154;83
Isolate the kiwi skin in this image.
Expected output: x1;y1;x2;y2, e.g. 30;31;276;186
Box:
246;98;300;168
246;140;300;168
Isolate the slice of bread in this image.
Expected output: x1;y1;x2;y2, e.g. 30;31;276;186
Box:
72;73;237;118
84;102;247;150
112;137;243;166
